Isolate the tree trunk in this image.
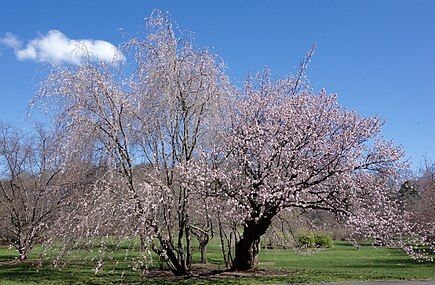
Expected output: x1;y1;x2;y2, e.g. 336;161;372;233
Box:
191;229;210;264
199;241;208;263
232;230;261;270
18;246;28;261
140;234;146;251
152;242;189;276
185;215;193;268
231;210;276;271
217;212;231;267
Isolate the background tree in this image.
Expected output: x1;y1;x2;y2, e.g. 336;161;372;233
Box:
412;161;435;243
0;123;71;260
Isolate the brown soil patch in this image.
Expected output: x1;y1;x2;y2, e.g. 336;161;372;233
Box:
144;265;296;282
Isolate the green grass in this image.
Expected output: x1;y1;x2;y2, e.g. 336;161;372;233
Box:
0;241;434;284
259;242;435;283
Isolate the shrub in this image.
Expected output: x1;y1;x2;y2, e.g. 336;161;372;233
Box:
298;232;315;248
297;231;333;248
314;233;333;248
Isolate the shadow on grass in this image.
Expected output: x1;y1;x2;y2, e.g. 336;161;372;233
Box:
0;261;146;284
0;254;17;261
0;259;311;285
0;263;73;283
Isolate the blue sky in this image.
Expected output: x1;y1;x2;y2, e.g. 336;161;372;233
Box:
0;0;434;169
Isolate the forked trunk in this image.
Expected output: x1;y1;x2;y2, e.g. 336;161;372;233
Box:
232;230;261;270
231;210;276;271
152;238;190;276
18;246;28;261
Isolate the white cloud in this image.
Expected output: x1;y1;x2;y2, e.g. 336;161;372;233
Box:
0;30;124;65
0;32;21;50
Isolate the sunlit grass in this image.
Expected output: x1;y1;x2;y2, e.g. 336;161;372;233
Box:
0;241;434;284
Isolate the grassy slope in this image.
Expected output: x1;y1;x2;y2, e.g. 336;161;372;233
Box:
0;241;434;284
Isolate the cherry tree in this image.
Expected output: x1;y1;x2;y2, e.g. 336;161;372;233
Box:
415;162;435;242
402;161;435;248
36;10;231;275
186;58;410;269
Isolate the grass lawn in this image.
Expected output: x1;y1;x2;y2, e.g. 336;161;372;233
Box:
0;241;434;284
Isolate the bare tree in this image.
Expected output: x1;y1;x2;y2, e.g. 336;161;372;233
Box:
0;123;70;260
